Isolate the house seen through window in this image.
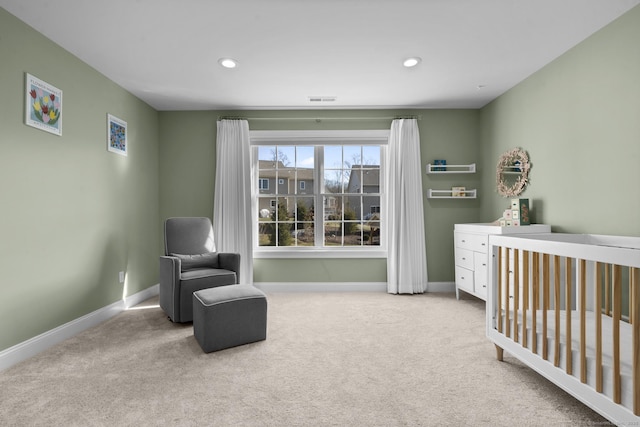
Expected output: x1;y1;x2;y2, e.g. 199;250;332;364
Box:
256;144;382;249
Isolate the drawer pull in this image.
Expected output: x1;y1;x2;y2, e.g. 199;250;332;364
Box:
481;243;486;246
461;239;466;243
462;257;466;261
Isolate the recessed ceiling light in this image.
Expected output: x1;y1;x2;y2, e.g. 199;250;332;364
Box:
403;57;421;68
219;58;238;69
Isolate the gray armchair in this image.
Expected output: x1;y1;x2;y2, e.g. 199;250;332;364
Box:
159;217;240;323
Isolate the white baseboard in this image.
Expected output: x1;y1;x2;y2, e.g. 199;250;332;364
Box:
427;281;456;293
0;284;159;372
254;281;456;293
254;282;388;292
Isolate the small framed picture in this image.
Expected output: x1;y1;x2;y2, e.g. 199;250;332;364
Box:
25;73;62;136
452;186;466;197
107;114;127;156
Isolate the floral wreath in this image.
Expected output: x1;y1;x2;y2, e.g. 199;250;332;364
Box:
496;147;530;197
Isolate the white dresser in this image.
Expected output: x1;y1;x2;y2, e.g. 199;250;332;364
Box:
454;223;552;301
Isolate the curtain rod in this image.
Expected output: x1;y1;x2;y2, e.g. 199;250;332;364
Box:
217;115;421;122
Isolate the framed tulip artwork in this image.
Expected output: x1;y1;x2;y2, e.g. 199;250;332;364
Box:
25;73;63;136
107;114;127;156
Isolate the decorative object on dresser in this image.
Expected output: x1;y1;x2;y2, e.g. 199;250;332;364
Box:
454;223;551;301
499;198;530;226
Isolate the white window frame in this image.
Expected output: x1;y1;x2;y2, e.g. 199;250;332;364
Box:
251;130;389;259
259;178;269;190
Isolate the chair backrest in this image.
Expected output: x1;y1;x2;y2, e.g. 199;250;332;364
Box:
164;217;215;255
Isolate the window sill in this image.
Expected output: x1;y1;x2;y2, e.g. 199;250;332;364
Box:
253;248;387;259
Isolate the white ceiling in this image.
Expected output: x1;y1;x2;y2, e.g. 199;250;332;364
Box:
2;0;639;111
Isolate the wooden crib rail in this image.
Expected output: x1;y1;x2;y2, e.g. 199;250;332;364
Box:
487;233;640;420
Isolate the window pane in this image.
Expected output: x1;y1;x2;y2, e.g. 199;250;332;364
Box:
361;167;380;193
324;221;341;246
257;197;274;220
345;168;360;194
258;146;277;164
364;221;381;246
363;196;381;220
324;169;343;194
296;146;314;168
343;145;361;167
277;146;295;167
293;223;314;246
324;146;342;169
362;146;381;166
296;171;312;194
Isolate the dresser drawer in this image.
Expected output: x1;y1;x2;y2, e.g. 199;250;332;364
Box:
455;266;474;293
454;232;474;251
455;232;488;254
455;248;474;270
471;234;489;254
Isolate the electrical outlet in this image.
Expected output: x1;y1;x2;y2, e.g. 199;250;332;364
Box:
119;271;125;284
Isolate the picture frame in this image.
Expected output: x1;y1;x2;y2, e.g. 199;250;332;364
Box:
107;114;127;156
25;73;63;136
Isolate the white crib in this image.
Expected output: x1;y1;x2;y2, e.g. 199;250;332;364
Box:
486;232;640;425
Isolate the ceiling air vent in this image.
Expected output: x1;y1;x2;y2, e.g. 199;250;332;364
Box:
308;96;337;103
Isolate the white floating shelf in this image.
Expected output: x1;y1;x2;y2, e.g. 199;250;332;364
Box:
427;189;477;199
426;163;476;174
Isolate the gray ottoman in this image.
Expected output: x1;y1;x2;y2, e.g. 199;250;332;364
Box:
192;284;267;353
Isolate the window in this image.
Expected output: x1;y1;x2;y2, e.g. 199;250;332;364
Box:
259;178;269;190
251;130;388;255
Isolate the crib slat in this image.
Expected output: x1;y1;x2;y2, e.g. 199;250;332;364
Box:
554;256;561;367
543;254;550;361
605;264;611;316
596;262;603;393
630;268;635;326
532;252;539;355
523;251;529;350
631;267;639;415
514;249;520;343
497;247;503;335
565;257;572;376
613;264;622;404
506;248;511;339
580;259;587;384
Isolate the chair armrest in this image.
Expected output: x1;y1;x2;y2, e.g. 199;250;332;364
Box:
159;256;181;321
218;253;241;283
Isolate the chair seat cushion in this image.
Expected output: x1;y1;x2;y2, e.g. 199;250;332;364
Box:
180;267;234;281
171;252;219;270
178;268;238;322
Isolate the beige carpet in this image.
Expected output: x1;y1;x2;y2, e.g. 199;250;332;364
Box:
0;292;608;426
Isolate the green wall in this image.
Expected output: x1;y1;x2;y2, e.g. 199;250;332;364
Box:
479;5;640;236
3;2;639;355
158;109;480;283
0;9;160;352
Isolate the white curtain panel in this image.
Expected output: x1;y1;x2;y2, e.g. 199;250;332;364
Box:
213;120;254;284
386;119;428;294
